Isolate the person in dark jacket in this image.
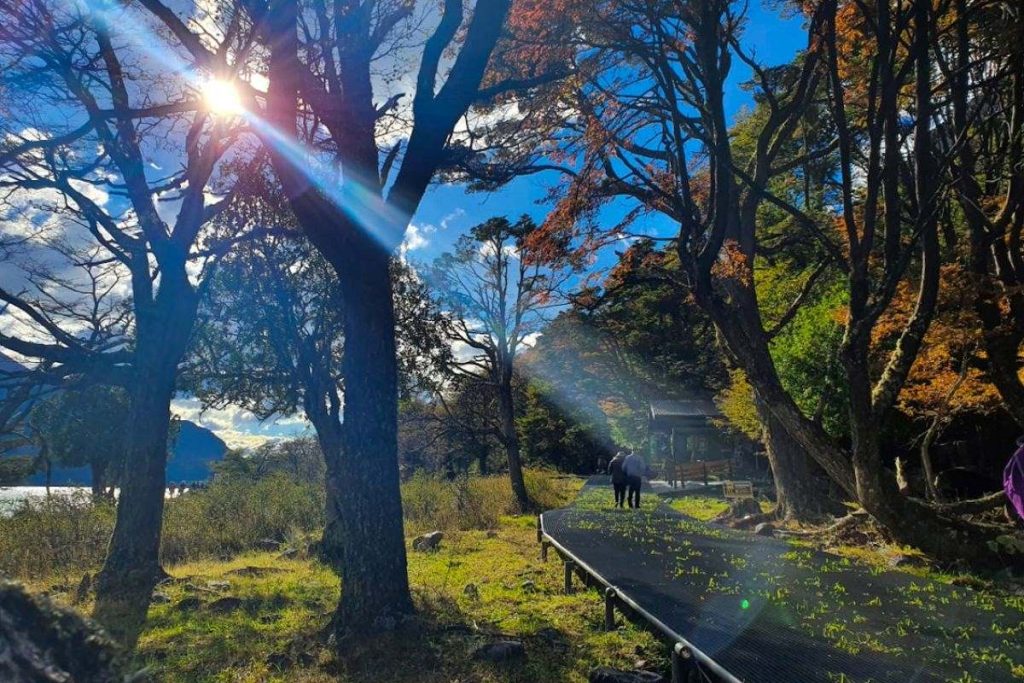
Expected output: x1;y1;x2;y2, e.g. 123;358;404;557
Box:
608;451;627;508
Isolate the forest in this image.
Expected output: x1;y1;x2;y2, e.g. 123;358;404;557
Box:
1;0;1023;680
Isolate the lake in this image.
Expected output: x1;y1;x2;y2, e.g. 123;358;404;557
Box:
0;486;189;517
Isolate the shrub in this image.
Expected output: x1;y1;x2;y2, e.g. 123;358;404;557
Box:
0;491;114;583
401;469;576;533
161;473;324;564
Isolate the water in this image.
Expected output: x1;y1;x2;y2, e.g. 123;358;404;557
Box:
0;486;189;517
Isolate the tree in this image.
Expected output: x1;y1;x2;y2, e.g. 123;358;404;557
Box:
139;0;572;634
426;215;573;510
27;386;130;497
520;0;1021;562
0;0;251;634
188;186;450;568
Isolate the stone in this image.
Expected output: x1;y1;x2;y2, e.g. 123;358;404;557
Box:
177;596;202;611
208;597;243;613
463;583;480;601
151;592;172;604
887;554;927;569
0;580;135;683
589;667;665;683
412;531;444;552
206;580;231;592
472;640;526;663
521;580;537;593
754;522;776;537
255;538;281;551
277;547;299;560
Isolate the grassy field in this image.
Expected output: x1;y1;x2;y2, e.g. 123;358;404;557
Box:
127;515;664;683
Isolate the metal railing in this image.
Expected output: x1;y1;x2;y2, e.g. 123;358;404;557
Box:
538;514;743;683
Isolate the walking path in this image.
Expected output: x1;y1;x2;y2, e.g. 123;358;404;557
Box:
540;477;1024;682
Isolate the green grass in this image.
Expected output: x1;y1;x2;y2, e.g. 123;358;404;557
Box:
124;514;664;683
668;495;771;521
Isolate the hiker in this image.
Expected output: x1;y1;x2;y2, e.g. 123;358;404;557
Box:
608;451;627;508
623;449;648;509
1005;436;1024;526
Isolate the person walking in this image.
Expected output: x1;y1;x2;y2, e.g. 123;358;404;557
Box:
608;451;628;508
623;449;648;509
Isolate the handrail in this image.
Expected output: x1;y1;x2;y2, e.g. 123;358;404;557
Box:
540;512;744;683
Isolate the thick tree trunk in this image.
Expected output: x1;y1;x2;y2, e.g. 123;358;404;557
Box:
497;368;529;512
92;355;175;643
89;461;107;499
93;274;197;644
755;396;836;522
331;243;413;637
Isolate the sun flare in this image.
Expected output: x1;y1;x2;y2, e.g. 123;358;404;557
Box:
202;79;243;116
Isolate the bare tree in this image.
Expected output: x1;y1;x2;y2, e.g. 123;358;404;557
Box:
426;215;573;510
0;0;253;637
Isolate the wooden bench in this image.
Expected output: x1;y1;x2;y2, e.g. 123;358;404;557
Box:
667;458;734;486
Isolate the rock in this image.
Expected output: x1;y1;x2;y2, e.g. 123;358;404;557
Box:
255;538;281;551
208;597;243;613
227;566;286;578
887;554;926;569
754;522;776;537
412;531;444;552
151;592;172;604
472;640;526;663
589;667;665;683
74;573;92;604
0;579;136;683
277;547;299;560
463;583;480;601
521;580;537;593
206;580;231;592
176;596;202;611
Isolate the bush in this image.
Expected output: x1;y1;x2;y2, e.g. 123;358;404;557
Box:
161;473;324;564
401;469;576;533
0;492;114;583
0;469;574;582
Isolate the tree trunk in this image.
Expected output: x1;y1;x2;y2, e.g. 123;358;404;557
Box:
93;274;197;645
755;396;836;522
331;243;413;637
90;461;107;499
92;355;175;643
497;367;529;512
311;415;344;571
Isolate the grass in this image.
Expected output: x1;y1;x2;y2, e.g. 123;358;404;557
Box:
122;514;664;683
668;495;772;521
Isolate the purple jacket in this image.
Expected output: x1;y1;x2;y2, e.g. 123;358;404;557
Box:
1004;442;1024;523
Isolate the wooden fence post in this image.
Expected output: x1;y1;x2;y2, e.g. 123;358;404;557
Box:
563;560;574;595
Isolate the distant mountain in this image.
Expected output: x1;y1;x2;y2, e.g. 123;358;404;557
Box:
13;419;227;486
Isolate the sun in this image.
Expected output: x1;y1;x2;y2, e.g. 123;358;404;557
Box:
202;79;243;116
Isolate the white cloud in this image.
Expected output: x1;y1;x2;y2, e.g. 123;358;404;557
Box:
171;396;310;449
400;222;430;256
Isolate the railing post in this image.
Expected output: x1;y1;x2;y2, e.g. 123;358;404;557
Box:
672;643;695;683
563;560;574;595
540;540;549;562
604;587;616;631
536;515;543;544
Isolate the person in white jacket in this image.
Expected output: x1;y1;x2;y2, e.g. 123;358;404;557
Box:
622;450;647;509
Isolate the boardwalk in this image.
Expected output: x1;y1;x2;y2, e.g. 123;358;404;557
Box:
540;478;1024;682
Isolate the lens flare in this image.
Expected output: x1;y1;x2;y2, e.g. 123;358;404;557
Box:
203;79;243;116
